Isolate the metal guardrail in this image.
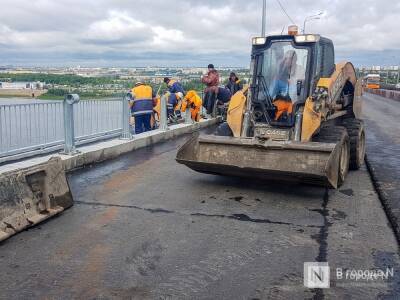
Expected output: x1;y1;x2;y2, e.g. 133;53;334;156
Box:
0;94;182;164
0;101;65;160
365;88;400;101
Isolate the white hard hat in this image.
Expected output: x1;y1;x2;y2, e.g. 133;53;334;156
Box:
176;92;183;99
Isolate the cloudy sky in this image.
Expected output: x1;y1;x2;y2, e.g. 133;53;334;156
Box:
0;0;399;67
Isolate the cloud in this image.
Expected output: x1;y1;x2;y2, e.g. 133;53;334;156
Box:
83;11;149;44
0;0;399;66
151;26;184;46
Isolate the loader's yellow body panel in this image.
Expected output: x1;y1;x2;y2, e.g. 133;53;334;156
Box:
227;86;248;137
301;97;322;142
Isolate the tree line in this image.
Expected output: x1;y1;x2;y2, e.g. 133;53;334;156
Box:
0;73;116;86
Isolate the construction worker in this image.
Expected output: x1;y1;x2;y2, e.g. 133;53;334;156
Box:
163;77;185;119
201;64;220;115
273;50;304;101
182;90;202;122
130;82;157;134
273;95;293;121
226;72;243;95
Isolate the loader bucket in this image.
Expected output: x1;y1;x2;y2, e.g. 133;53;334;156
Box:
176;134;342;188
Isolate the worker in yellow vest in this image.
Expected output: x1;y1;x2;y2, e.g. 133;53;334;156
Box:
130;82;157;134
182;90;202;122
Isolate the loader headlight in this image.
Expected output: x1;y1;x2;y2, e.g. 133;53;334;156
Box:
252;37;266;45
295;34;320;43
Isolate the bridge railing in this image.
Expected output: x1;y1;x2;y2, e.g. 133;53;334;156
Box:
0;97;128;163
74;99;123;144
0;94;186;164
0;101;65;161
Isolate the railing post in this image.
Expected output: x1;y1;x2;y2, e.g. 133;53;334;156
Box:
185;104;193;124
62;94;80;155
121;93;132;139
159;95;169;130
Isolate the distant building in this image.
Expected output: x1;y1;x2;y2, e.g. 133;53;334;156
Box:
0;81;44;90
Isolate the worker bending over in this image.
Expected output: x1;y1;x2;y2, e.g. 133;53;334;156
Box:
130;82;157;134
202;64;220;115
164;77;185;118
182;90;202;122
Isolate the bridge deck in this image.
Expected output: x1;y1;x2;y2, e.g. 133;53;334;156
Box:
0;94;399;299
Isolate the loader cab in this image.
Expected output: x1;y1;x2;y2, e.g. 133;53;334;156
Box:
250;34;335;126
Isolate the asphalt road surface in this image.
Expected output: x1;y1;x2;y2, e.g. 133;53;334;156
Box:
1;114;400;299
363;92;400;241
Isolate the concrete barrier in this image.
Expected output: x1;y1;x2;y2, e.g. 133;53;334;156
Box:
365;88;400;102
0;157;73;242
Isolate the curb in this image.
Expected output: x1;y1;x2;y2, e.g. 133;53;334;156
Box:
62;119;219;172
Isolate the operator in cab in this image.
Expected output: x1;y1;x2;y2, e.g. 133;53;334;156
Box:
273;50;305;121
130;82;157;134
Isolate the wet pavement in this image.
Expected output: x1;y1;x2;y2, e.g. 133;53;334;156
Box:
363;92;400;241
0;122;399;299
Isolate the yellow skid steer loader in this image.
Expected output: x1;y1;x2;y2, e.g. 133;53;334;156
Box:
177;33;365;188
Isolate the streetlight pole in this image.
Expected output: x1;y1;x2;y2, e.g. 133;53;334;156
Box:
261;0;266;36
303;12;323;34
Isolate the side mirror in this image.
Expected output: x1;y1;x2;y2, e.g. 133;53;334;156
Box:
296;80;303;96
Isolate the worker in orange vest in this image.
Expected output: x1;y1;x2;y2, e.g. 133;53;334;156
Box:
182;90;203;122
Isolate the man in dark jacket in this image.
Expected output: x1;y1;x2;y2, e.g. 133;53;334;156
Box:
201;64;220;115
226;72;243;95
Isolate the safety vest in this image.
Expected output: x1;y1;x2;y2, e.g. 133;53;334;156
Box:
131;85;153;116
273;99;293;120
